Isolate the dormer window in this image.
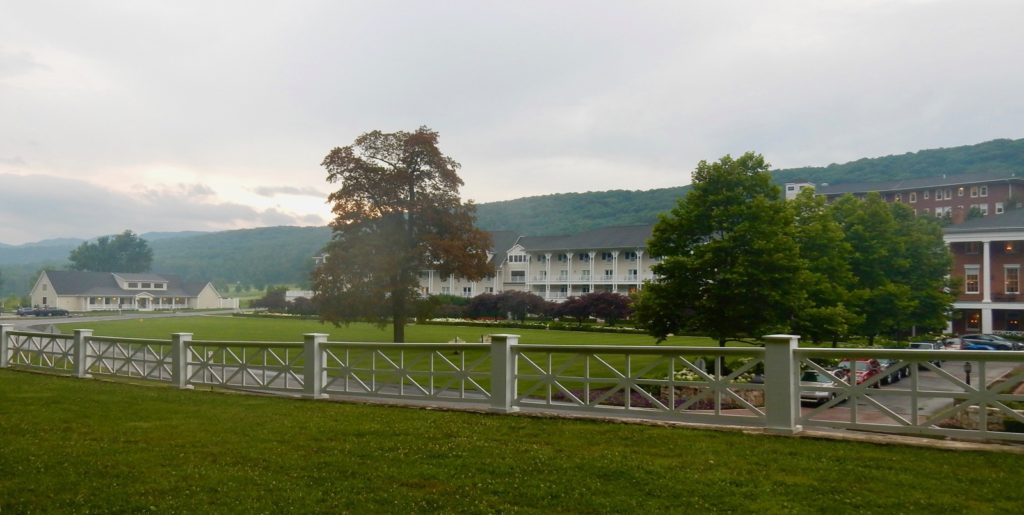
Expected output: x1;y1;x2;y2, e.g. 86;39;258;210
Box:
141;282;152;289
128;282;139;288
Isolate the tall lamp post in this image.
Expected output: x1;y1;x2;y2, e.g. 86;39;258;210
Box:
963;361;973;386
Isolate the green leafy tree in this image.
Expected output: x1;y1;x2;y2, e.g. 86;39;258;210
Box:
829;194;954;343
634;153;804;347
790;189;859;344
68;230;153;272
313;127;492;342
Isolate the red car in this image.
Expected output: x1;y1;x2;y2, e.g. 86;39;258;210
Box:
834;359;882;386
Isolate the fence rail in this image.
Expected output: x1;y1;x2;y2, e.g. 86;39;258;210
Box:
2;324;1023;443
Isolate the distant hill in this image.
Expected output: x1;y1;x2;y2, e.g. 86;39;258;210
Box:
475;187;689;236
772;138;1024;185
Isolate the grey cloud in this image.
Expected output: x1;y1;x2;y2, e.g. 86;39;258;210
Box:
251;185;326;198
0;174;315;244
0;48;46;78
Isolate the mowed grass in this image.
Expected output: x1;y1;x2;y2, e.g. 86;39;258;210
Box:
2;369;1023;513
58;315;717;346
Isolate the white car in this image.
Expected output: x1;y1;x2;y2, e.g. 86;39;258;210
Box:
799;370;839;404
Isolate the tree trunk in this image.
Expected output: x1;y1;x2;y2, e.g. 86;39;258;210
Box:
392;285;406;343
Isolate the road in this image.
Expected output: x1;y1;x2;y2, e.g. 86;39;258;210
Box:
0;310;238;332
802;358;1019;427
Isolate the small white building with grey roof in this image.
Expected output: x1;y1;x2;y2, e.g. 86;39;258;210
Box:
419;225;657;302
29;270;235;312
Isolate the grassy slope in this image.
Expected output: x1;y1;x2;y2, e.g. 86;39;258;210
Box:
2;369;1022;513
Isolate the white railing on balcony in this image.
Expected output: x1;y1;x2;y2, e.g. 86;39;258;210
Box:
3;324;1024;443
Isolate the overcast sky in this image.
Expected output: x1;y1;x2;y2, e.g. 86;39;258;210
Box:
2;1;1023;244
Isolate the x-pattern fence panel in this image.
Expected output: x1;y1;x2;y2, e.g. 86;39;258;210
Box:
188;341;305;393
87;337;173;382
321;342;492;403
512;345;766;426
796;348;1024;442
6;331;75;372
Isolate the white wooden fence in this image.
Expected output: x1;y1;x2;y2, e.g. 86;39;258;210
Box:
3;324;1023;443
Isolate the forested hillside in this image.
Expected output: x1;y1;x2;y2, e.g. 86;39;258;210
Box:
149;226;331;290
772;138;1024;185
474;187;689;236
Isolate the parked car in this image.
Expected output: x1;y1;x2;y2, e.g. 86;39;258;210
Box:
16;306;37;316
962;342;997;351
876;358;907;384
34;307;69;317
799;370;840;404
834;359;882;386
958;334;1019;351
908;341;944;368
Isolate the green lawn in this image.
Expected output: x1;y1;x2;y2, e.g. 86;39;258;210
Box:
1;369;1022;513
57;314;717;346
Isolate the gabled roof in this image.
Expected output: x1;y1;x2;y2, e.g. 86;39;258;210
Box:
488;230;520;266
817;171;1022;196
43;270;211;297
517;225;654;252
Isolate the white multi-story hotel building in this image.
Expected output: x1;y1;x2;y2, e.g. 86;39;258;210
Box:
419;225;657;302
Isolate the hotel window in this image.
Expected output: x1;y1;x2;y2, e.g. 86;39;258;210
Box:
980;185;989;197
441;286;450;294
934;189;942;199
923;190;930;200
581;269;591;279
577;253;590;262
623;251;638;261
604;269;614;279
141;282;152;289
970;186;979;198
536;254;547;263
601;252;614;261
909;192;917;203
558;270;568;280
581;285;591;294
997;202;1005;214
965;242;980;254
944;188;953;200
1006;266;1020;294
627;269;638;280
485;287;494;293
128;282;139;288
894;193;902;202
964;266;980;294
557;253;567;262
980;204;989;216
462;287;472;297
922;207;930;214
958;187;965;197
538;270;547;280
508;254;527;263
510;271;525;283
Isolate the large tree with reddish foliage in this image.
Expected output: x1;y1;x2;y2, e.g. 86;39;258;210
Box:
312;127;492;342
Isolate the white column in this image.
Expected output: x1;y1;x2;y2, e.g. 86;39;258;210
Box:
983;239;992;303
982;308;994;334
545;253;552;300
762;334;802;435
566;254;573;297
303;333;328;399
429;270;435;294
0;324;11;368
611;250;620;291
635;249;644;287
588;251;596;292
73;329;93;379
171;332;193;389
489;334;519;413
493;267;500;293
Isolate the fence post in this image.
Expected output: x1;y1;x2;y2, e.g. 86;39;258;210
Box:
303;333;328;399
489;334;519;413
171;333;193;389
0;324;11;368
73;329;93;379
762;334;801;434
